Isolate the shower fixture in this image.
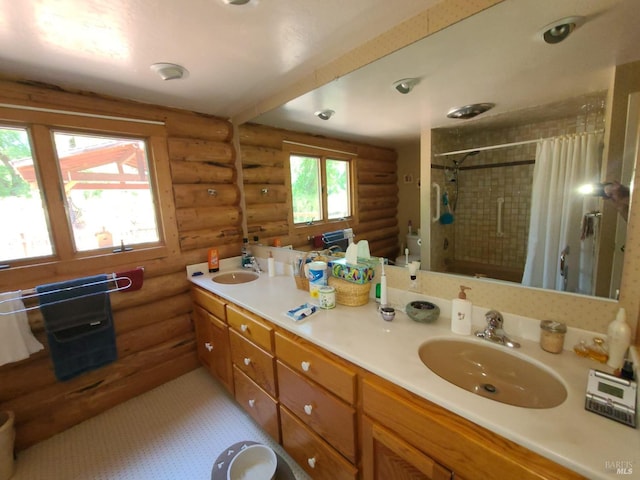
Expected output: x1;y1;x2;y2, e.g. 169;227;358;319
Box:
447;103;494;120
540;16;585;44
453;150;480;167
447;150;481;211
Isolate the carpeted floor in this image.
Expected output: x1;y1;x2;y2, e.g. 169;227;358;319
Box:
11;368;310;479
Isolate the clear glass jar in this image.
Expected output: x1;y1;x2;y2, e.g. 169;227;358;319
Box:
540;320;567;353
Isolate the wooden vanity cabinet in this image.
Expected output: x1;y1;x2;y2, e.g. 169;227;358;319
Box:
190;289;585;480
191;287;233;394
361;375;585;480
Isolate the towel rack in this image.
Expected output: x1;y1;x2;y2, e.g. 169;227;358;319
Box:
0;268;143;316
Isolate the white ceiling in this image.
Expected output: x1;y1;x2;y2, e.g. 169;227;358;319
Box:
255;0;640;147
0;0;437;118
1;0;639;149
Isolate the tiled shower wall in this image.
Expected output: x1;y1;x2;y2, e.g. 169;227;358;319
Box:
431;99;606;275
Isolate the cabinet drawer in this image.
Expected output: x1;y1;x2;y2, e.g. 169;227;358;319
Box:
281;407;357;480
230;329;277;397
233;366;280;443
277;361;356;462
192;287;226;320
227;304;273;351
275;332;355;404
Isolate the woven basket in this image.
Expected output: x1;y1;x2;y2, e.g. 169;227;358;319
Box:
328;276;371;306
293;250;330;291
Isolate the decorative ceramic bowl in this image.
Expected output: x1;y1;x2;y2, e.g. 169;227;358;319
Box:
406;301;440;323
227;444;277;480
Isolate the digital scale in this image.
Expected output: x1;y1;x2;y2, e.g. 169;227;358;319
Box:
585;369;637;428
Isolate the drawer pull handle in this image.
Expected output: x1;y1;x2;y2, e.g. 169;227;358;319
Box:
204;342;213;352
303;404;313;415
240;324;249;333
307;457;316;469
243;357;251;366
301;361;310;372
248;399;255;408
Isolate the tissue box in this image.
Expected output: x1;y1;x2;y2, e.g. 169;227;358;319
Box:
329;258;376;284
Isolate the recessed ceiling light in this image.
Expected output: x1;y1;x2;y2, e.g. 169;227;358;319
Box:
540;16;585;44
446;103;494;120
150;63;188;81
392;78;419;94
222;0;251;4
315;109;335;120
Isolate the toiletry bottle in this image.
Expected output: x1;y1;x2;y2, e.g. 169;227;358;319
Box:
208;248;219;273
267;251;275;277
607;307;631;369
451;286;472;335
241;237;250;267
379;258;388;306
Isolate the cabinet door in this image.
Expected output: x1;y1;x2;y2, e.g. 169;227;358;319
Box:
208;312;233;394
362;416;452;480
193;304;215;368
193;305;233;394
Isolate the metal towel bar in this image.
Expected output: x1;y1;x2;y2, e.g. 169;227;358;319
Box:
0;268;143;315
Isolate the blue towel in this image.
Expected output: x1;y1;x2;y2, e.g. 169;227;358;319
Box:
322;230;349;252
37;275;117;381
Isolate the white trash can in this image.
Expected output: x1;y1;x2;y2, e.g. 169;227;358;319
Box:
0;411;15;480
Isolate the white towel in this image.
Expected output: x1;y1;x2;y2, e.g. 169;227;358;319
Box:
0;290;44;366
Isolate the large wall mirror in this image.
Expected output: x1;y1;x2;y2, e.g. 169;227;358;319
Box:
252;0;640;303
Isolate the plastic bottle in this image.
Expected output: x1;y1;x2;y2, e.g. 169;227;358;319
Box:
607;307;631;369
451;286;472;335
267;251;275;277
207;248;219;273
379;258;388;306
241;237;250;267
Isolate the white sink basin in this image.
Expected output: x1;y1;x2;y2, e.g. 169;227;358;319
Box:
418;338;567;409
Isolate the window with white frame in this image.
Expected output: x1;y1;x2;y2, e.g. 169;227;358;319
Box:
289;153;352;224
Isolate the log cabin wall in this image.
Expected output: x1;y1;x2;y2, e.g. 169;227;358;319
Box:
0;79;240;450
0;81;400;451
239;123;400;259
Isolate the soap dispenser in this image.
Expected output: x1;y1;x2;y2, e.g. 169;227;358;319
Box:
607;307;631;370
451;286;472;335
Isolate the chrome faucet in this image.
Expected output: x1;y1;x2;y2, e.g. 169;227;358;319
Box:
243;256;262;274
475;310;520;348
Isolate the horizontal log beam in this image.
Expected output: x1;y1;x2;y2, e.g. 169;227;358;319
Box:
170;160;235;184
168;138;235;164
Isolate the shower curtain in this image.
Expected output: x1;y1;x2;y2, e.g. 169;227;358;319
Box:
522;131;603;294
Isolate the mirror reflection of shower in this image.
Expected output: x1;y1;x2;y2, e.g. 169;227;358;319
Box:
444;150;480;211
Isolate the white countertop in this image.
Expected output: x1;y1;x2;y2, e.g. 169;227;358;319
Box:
188;261;640;479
